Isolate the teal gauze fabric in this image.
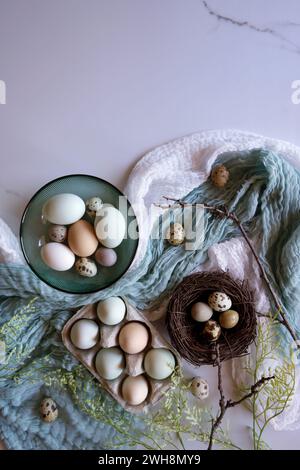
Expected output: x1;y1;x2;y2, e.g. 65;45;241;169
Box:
0;148;300;449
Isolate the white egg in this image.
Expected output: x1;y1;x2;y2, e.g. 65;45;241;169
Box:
97;297;126;325
208;292;232;312
40;242;75;271
42;193;85;225
144;348;175;380
94;206;126;248
70;319;99;350
95;347;125;380
166;223;185;246
191;302;213;322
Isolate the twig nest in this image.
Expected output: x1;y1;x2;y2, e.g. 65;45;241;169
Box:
166;223;185;245
219;310;239;329
190;377;209;400
166;271;256;366
208;292;232;312
40;398;58;423
211;164;229;188
191;302;213;322
202;320;221;342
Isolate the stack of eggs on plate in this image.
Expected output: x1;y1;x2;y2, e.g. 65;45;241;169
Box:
191;292;239;341
68;297;176;407
40;193;125;277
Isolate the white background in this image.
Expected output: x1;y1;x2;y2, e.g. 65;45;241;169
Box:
0;0;300;450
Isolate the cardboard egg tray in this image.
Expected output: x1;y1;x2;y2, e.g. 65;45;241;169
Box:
62;298;180;413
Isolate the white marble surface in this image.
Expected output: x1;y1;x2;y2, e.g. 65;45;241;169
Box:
0;0;300;450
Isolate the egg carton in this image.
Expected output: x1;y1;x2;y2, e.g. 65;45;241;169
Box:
62;298;180;413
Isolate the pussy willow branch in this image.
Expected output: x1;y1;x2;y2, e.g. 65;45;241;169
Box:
207;344;274;450
156;196;300;349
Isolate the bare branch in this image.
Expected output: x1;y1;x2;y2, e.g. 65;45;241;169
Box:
207;344;274;450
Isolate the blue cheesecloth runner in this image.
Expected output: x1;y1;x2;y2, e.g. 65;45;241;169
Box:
0;148;299;449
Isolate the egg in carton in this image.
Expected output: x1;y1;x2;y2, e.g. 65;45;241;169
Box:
62;297;180;413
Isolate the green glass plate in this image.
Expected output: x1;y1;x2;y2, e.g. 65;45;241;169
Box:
20;174;139;294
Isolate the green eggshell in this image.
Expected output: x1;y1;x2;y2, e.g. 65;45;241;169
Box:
144;348;175;380
95;347;125;380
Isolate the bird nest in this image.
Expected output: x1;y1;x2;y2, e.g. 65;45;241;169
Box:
166;271;257;366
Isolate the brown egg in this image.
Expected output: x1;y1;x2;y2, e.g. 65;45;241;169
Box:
122;375;149;405
219;310;239;329
211;164;229;188
119;322;149;354
202;320;221;342
68;220;98;257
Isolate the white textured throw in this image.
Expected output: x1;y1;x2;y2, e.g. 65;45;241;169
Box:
1;129;300;431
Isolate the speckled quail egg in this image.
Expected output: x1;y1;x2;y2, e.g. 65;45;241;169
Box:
122;375;149;406
97;297;126;326
208;292;232;312
202;320;221;342
219;309;239;329
75;257;97;277
211;164;229;188
40;397;58;423
85;196;103;217
48;224;67;243
190;377;209;400
166;223;185;246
